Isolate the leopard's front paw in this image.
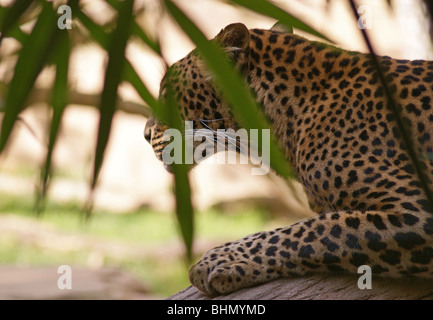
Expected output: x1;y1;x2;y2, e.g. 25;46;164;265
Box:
189;238;279;296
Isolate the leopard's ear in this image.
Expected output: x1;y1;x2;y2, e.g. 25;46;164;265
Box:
214;23;250;52
271;22;293;34
213;23;250;71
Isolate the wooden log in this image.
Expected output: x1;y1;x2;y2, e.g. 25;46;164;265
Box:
168;274;433;300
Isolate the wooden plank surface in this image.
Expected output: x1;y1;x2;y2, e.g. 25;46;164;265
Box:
168;274;433;300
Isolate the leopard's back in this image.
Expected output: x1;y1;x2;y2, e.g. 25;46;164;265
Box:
144;23;433;296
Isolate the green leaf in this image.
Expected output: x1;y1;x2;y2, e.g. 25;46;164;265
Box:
161;69;195;262
131;21;161;55
89;0;134;205
164;0;294;180
229;0;329;41
104;0;161;55
0;2;59;153
0;0;34;44
122;62;160;112
2;23;28;44
72;2;159;116
172;160;194;262
162;0;300;259
36;30;71;214
118;9;193;259
348;0;433;211
70;0;109;49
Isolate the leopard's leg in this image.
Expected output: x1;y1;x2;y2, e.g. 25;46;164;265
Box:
189;210;433;296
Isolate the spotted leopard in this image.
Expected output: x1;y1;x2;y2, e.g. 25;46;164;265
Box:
144;23;433;296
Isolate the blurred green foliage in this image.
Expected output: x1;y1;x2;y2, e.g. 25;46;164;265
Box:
0;191;275;296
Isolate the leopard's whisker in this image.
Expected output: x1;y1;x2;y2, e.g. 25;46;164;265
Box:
183;129;250;154
197;117;228;122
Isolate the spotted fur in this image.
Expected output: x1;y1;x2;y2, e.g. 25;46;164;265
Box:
144;23;433;296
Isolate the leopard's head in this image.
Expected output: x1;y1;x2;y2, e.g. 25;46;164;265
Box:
144;23;251;171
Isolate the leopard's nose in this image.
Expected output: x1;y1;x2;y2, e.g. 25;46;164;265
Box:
144;119;154;143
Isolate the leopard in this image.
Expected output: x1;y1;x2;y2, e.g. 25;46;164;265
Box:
144;22;433;296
